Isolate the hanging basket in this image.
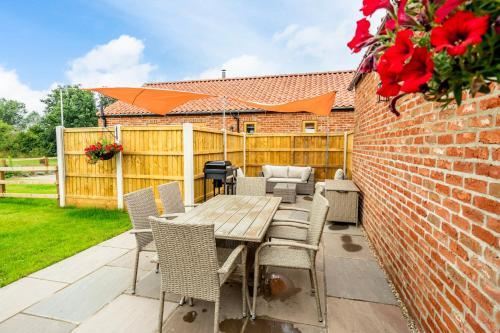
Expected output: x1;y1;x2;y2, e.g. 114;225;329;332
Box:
84;140;123;164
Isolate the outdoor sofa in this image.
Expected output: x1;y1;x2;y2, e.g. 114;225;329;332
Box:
260;165;315;195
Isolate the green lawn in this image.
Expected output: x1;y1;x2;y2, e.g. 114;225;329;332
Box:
0;198;131;287
6;184;57;194
3;158;57;167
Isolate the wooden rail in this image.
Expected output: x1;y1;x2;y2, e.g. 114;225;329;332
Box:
0;159;58;199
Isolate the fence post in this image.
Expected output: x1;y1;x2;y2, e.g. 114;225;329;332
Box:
223;128;227;161
343;131;348;175
0;159;6;195
243;132;246;174
183;123;195;206
56;126;66;207
115;125;124;209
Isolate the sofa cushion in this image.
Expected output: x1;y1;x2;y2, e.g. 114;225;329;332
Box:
262;165;272;178
236;168;245;178
300;167;312;182
269;166;288;178
288;166;309;179
267;177;304;184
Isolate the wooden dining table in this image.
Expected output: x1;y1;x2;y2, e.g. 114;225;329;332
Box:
169;194;282;243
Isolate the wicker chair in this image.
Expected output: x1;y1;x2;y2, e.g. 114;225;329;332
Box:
148;217;248;333
252;193;329;322
236;177;266;196
124;187;160;294
158;181;199;219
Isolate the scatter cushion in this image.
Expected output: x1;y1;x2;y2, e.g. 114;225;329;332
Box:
236;168;245;178
300;167;312;182
262;165;272;178
270;166;288;178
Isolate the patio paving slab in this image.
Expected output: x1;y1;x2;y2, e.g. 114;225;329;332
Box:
327;297;410;333
323;222;363;236
253;267;326;327
125;270;182;302
324;257;397;305
72;294;177;333
0;277;67;323
107;250;157;271
322;234;375;261
99;231;136;250
30;245;128;283
24;266;133;323
0;313;75;333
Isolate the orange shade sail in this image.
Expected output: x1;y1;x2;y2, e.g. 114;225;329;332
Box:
86;87;336;116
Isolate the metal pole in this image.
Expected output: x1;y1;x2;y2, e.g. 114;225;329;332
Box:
60;87;64;127
223;96;227;160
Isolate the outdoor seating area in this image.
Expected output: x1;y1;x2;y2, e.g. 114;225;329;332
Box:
0;188;412;333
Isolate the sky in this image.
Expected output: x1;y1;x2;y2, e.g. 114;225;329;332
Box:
0;0;383;113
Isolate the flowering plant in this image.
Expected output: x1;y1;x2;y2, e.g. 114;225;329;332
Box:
348;0;499;115
84;139;123;164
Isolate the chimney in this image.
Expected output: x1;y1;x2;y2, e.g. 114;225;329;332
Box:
221;69;226;79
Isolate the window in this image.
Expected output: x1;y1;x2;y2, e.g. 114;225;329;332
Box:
244;122;256;134
302;121;317;133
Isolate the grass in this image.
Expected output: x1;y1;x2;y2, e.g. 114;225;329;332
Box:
3;158;57;167
6;184;57;194
0;198;131;287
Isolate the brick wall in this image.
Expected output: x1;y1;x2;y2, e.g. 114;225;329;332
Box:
352;73;499;333
100;110;356;133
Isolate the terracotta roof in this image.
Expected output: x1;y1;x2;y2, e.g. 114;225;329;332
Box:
103;70;355;116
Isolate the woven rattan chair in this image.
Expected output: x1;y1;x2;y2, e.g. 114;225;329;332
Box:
252;193;329;322
149;217;248;333
267;184;326;243
236;177;266;196
158;181;199;218
124;187;160;294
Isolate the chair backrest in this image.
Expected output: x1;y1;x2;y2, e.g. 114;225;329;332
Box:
158;181;185;214
334;169;345;180
124;187;159;249
148;217;220;302
236;177;266;196
306;191;329;247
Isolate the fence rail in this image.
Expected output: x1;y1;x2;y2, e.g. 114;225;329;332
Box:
0;159;58;199
55;125;353;208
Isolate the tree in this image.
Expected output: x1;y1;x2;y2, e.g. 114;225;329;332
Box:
0;98;27;128
38;85;99;155
0;121;15;155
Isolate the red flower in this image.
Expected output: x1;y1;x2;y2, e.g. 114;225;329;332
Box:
360;0;392;16
377;54;402;97
383;30;415;72
397;0;413;26
385;18;396;31
347;19;374;53
400;47;434;93
431;11;490;56
435;0;464;23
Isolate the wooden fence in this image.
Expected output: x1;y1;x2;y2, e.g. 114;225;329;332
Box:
56;124;353;208
0;159;58;199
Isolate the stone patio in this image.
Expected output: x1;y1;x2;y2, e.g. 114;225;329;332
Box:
0;196;412;333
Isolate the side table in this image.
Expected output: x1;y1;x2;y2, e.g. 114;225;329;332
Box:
325;179;360;226
273;183;297;203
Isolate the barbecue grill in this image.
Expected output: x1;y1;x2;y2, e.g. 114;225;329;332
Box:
203;160;234;201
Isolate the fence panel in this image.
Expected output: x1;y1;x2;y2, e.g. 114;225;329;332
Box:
346;132;354;179
64;128;116;208
121;126;184;207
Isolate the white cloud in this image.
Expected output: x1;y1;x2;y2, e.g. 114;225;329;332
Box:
0;66;47;113
197;55;276;79
66;35;155;87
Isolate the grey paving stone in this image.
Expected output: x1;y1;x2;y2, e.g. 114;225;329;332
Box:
125;271;181;303
99;231;136;250
72;294;177;333
324;257;397;305
327;297;410;333
25;266;132;323
322;234;375;261
323;222;363;235
107;250;156;271
0;278;67;323
30;246;128;283
0;313;75;333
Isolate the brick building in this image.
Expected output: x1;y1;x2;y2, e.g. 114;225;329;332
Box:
350;71;499;332
100;70;356;133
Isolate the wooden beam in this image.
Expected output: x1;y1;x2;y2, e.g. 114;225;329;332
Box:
0;166;57;172
0;193;58;199
0;179;56;185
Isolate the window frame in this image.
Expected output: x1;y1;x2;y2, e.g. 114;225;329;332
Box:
302;120;317;133
244;122;257;134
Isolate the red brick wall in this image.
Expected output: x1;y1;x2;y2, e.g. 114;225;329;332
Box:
352;73;499;333
100;110;355;133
